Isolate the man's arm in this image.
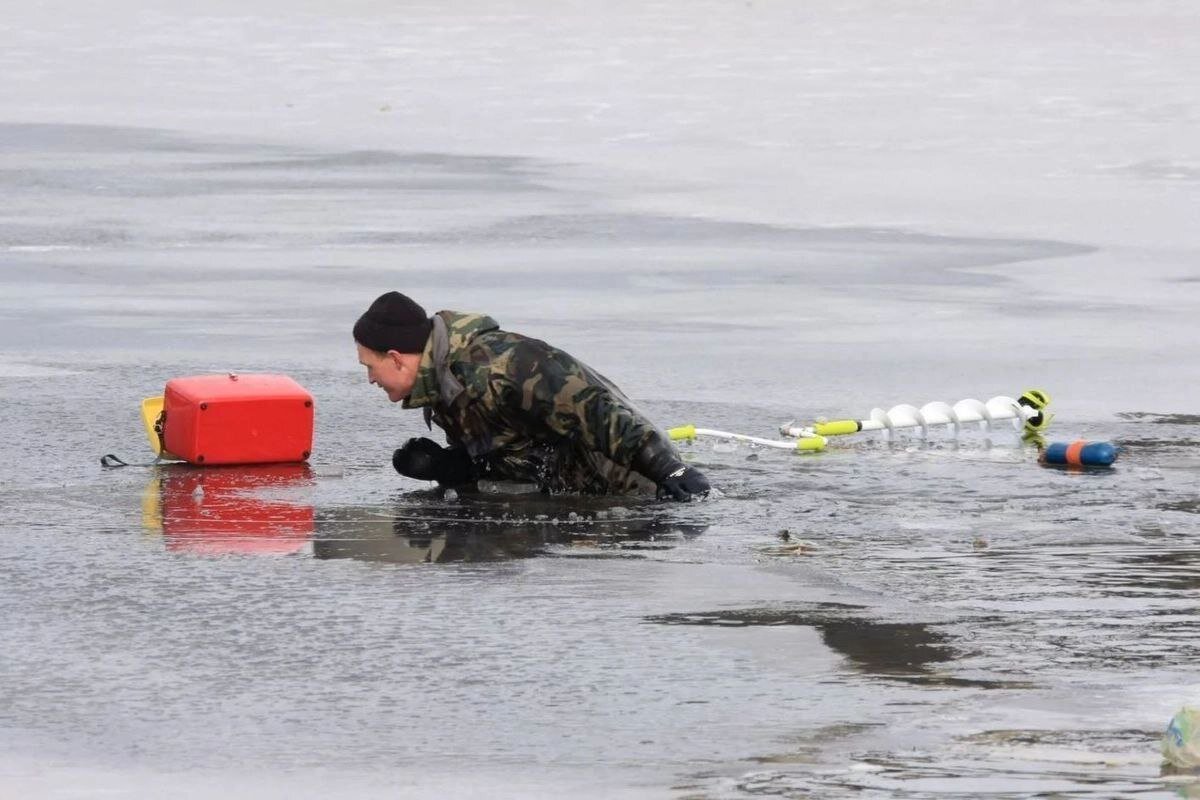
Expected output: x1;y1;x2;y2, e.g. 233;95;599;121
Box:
493;345;655;462
492;343;710;499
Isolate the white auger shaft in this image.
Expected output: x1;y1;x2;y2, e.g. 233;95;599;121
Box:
780;389;1052;441
667;425;826;452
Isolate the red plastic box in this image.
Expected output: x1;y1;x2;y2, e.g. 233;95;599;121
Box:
162;373;314;465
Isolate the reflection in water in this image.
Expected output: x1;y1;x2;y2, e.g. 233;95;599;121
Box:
313;524;540;564
140;472;705;562
142;464;315;555
314;494;707;564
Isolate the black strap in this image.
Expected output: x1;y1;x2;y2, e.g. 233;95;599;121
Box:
100;454;163;468
102;408;171;468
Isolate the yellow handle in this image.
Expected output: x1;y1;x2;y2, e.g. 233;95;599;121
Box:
1020;388;1051;410
141;396;165;455
796;436;826;452
667;424;697;441
1020;388;1053;433
813;420;861;436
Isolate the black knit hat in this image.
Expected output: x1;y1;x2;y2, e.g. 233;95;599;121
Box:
353;291;433;354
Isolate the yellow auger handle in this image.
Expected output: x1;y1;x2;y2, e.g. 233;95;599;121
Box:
1020;388;1053;434
796;437;826;452
813;420;862;436
667;424;697;442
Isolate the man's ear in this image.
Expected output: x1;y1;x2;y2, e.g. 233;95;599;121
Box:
385;349;406;368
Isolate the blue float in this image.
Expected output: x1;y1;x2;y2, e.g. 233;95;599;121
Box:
1042;440;1118;467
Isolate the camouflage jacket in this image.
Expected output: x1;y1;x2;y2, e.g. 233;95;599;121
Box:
403;311;662;494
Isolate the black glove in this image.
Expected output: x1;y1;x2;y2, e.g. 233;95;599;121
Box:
657;464;711;502
392;438;475;486
632;433;711;501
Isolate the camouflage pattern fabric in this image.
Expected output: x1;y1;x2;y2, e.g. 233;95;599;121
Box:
404;311;662;495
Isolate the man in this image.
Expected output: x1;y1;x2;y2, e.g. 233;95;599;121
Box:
353;291;710;500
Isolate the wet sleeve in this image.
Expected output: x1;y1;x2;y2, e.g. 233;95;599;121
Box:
491;347;657;465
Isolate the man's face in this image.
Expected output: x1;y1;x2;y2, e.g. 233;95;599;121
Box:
357;343;421;403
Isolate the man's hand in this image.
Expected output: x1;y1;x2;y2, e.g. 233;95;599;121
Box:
633;433;711;501
392;437;474;486
656;464;711;501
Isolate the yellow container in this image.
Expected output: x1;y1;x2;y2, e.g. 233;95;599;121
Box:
141;396;180;460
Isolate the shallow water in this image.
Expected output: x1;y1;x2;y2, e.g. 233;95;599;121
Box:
3;2;1200;797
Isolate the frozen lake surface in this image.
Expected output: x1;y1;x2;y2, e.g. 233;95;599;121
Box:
2;2;1199;797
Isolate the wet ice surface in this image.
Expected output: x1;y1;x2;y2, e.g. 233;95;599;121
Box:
3;2;1200;798
7;404;1200;800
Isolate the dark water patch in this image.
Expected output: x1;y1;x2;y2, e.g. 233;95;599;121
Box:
0;223;133;248
646;602;869;627
738;757;1164;799
613;542;678;550
1115;437;1200;452
543;549;650;560
0;122;282;156
747;722;889;766
959;727;1160;752
1157;499;1200;515
332;212;1093;269
0;164;550;201
1068;546;1200;590
189;150;546;178
0;175;552;198
1099;158;1200;182
910;541;1200;591
641;604;1011;685
1117;412;1200;426
721;725;1166;798
0;124;553;207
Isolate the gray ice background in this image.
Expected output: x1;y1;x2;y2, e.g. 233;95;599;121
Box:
1;1;1199;798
